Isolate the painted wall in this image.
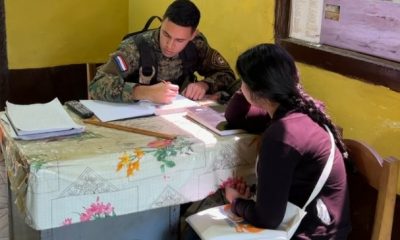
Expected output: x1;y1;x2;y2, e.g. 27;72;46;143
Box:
129;0;274;70
5;0;128;68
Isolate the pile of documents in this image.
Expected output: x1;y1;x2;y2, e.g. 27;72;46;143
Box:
80;95;200;122
2;98;84;140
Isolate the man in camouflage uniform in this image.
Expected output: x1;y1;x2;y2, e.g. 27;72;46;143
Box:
89;0;236;104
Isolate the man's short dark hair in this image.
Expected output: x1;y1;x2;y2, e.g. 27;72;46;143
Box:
163;0;200;30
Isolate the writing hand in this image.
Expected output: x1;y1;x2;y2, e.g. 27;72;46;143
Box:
182;82;209;100
133;81;179;104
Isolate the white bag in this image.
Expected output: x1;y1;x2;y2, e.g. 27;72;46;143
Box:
186;126;335;240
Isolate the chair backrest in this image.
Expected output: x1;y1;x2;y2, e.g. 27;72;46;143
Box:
344;138;399;240
86;63;101;99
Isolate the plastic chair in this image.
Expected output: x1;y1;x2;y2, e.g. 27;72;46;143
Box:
344;138;399;240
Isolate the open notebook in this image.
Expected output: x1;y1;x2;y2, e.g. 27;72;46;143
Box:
185;106;246;136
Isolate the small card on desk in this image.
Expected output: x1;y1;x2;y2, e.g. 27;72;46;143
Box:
185;106;246;136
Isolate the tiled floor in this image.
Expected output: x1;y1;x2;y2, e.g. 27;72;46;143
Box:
0;154;9;240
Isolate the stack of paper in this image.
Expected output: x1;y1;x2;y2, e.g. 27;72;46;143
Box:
80;100;156;122
154;95;200;115
80;95;200;122
4;98;85;140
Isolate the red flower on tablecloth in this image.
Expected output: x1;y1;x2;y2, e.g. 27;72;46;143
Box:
148;137;193;173
62;218;72;225
62;196;116;226
147;139;173;148
116;137;194;176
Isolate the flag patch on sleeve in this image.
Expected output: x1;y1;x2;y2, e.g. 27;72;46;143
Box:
113;55;128;72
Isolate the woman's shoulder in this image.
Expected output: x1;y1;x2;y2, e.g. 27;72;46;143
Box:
266;113;326;149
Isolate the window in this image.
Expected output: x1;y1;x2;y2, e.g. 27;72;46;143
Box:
274;0;400;92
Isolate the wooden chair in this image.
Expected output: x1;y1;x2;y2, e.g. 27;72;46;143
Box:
86;63;99;99
344;138;399;240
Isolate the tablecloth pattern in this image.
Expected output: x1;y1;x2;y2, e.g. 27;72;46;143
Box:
0;112;258;230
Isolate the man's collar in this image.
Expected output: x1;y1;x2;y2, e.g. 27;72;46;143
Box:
151;28;162;53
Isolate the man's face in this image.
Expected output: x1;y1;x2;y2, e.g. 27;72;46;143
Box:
159;18;196;58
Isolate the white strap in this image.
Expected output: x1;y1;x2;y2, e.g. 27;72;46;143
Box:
302;125;335;210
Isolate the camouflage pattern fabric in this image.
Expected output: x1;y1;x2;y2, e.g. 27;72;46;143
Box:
89;29;236;103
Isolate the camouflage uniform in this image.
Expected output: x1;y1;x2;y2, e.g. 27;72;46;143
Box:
88;29;236;103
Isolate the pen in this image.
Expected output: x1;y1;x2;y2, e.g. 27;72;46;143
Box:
83;119;177;140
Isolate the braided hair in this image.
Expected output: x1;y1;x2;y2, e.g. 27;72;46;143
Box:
236;43;347;158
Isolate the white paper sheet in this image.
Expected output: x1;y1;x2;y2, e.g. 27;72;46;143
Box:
80;100;156;122
81;95;199;122
5;98;84;140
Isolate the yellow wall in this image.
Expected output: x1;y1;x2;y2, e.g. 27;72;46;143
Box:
129;0;274;70
5;0;129;68
5;0;400;191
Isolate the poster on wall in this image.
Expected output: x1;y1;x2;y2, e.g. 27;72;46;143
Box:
289;0;324;43
320;0;400;62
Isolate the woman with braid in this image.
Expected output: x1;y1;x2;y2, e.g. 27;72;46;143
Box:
223;44;351;239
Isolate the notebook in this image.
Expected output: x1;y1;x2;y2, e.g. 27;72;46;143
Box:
185;106;246;136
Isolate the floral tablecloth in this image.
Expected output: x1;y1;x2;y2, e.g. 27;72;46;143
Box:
0;111;258;230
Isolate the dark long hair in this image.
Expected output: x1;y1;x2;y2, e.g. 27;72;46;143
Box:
236;43;347;157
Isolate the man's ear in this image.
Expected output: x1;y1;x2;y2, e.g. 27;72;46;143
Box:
190;29;199;40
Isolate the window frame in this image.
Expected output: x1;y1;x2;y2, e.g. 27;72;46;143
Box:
0;0;8;111
274;0;400;92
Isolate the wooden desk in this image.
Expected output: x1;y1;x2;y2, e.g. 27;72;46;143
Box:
0;111;258;240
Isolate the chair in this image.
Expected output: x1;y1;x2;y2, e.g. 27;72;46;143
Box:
86;63;99;99
344;138;399;240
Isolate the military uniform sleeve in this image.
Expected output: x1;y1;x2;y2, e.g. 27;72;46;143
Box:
192;33;236;94
88;38;141;103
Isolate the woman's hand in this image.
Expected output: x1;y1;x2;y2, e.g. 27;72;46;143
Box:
223;177;252;203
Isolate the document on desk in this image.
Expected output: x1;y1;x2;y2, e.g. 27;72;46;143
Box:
4;98;85;140
154;95;200;115
80;95;200;122
185;106;246;136
80;100;156;122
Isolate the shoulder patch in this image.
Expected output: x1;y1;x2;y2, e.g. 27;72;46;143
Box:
211;52;228;67
113;55;129;72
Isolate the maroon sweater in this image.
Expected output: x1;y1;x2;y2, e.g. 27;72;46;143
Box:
225;92;351;239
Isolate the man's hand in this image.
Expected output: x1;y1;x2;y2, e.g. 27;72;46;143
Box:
133;81;179;104
182;81;209;100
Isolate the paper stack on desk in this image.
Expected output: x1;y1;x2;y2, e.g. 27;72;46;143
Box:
80;100;156;122
154;95;200;115
80;95;200;122
4;98;84;140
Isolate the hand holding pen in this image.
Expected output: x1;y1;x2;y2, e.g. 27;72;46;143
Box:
133;80;179;104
